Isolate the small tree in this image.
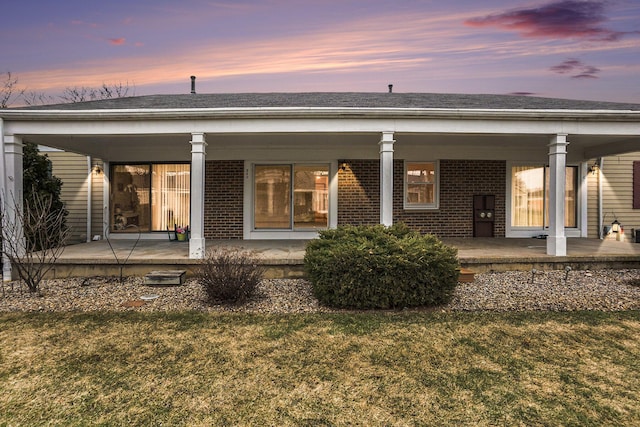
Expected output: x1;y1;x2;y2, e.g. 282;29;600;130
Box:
22;142;67;250
0;142;70;291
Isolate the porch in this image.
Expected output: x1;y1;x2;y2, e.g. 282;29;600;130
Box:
42;237;640;280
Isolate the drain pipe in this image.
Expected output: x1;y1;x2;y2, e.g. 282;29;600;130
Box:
597;157;604;239
87;156;92;242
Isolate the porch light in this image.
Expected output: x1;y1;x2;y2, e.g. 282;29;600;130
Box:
611;219;621;233
92;165;103;175
588;161;599;175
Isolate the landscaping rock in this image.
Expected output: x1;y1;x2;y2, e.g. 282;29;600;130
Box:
1;269;639;313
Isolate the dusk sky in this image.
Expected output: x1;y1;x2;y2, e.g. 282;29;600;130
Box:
2;0;639;103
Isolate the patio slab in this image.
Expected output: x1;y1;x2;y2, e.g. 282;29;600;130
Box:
38;237;640;279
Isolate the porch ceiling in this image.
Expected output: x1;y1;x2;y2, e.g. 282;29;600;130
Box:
20;131;640;163
23;133;189;162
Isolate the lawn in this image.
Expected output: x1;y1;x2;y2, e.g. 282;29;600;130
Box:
1;310;639;426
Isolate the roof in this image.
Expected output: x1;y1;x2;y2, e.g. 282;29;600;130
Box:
11;92;640;111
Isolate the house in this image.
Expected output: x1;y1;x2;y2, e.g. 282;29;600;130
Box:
1;92;639;262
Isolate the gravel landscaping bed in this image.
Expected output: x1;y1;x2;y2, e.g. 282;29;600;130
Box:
1;269;639;313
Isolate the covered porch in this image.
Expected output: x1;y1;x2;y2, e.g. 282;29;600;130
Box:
44;237;640;279
2;93;639;277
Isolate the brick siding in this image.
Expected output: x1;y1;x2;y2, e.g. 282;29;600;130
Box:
394;159;506;237
336;159;506;237
204;160;244;239
337;160;380;226
205;159;506;239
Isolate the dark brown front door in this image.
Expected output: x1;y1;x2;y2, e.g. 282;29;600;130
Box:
474;195;495;237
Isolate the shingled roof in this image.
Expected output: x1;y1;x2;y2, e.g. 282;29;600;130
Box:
14;92;640;111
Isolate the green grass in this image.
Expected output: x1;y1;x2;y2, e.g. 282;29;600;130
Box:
1;310;639;426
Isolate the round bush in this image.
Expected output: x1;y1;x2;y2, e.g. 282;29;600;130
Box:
304;224;459;309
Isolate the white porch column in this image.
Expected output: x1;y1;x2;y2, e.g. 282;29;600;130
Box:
7;135;26;210
379;131;395;226
190;133;207;259
547;134;569;256
2;134;24;280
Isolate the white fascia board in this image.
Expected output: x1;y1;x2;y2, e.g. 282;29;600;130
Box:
2;106;640;121
4;115;639;138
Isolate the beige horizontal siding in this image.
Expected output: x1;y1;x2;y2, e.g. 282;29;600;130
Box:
587;153;640;240
48;152;89;243
47;152;105;244
91;160;106;238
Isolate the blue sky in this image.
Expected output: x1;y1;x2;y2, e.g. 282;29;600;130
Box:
2;0;639;102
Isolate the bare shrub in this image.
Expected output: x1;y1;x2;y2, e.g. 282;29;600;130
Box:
1;191;70;292
196;249;265;304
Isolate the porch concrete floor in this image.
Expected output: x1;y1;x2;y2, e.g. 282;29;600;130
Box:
52;237;640;275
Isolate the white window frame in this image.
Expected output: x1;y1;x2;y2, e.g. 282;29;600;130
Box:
403;160;439;210
243;160;338;239
506;161;584;238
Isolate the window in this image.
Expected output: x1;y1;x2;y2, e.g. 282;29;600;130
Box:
511;165;577;228
254;164;329;230
111;163;190;232
405;161;438;209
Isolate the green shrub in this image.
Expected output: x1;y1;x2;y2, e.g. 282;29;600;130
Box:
304;224;459;309
197;249;265;304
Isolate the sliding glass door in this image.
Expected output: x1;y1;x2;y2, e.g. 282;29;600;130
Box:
111;163;190;232
511;165;577;229
254;165;291;229
254;164;329;230
151;164;191;230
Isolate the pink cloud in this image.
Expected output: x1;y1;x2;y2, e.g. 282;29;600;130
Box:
465;1;636;41
109;38;126;46
550;58;600;78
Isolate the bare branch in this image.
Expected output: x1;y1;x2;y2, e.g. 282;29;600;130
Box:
1;71;25;108
61;82;135;103
1;190;71;292
59;86;98;103
22;91;56;106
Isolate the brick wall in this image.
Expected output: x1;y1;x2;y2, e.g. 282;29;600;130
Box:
204;159;506;239
337;160;380;225
394;159;506;237
336;159;506;237
204;160;244;239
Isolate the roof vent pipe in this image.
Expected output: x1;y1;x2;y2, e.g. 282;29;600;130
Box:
190;76;196;94
388;84;393;93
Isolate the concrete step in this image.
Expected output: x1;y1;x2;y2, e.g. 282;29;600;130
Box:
458;268;475;283
144;270;186;286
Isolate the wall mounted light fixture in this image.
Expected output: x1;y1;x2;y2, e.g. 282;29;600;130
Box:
611;219;621;233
